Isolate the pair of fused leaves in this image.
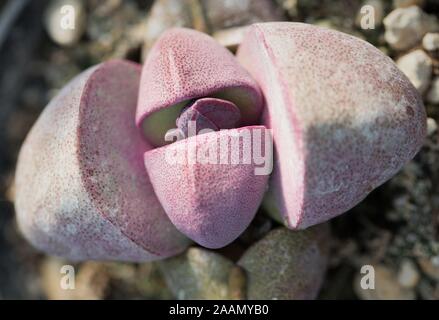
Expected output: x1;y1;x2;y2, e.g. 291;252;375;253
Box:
15;23;426;261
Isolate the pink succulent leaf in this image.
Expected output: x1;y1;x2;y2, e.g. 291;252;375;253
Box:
144;126;270;248
136;28;269;248
15;60;190;261
137;27;264;147
237;23;427;229
176;98;241;136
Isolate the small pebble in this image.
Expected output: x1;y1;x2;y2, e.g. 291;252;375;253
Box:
141;0;285;59
141;0;208;60
213;26;249;52
422;32;439;59
418;257;439;281
427;117;438;136
238;226;329;300
159;247;244;300
427;77;439;104
383;6;438;51
228;266;247;300
202;0;285;31
108;262;173;299
397;259;420;288
423;33;439;52
276;0;299;17
45;0;86;46
396;49;433;95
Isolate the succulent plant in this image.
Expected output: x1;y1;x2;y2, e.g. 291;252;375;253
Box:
15;22;426;263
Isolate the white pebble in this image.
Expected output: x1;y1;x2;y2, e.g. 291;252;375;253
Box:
427;118;438;136
213;26;249;51
383;6;439;51
397;259;420;288
422;33;439;52
427;77;439;104
397;49;433;95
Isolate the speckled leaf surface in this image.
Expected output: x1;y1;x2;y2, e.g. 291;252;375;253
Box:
15;60;190;261
237;22;427;229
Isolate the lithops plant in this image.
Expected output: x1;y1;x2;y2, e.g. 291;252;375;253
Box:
15;23;425;264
